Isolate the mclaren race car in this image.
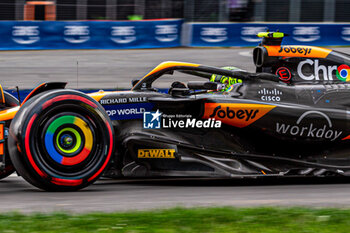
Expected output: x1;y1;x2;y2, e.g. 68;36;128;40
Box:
1;32;350;191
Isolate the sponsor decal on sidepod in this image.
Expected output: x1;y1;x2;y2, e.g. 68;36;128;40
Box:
336;64;350;82
104;103;154;120
297;59;338;81
258;88;283;102
203;103;275;128
138;149;176;159
100;96;147;105
276;111;342;141
276;67;292;82
298;59;350;82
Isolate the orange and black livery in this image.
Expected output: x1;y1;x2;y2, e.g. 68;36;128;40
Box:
1;31;350;191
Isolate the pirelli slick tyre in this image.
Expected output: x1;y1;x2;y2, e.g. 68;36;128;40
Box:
8;90;114;191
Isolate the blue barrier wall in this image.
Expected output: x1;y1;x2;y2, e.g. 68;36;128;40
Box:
183;23;350;47
0;20;182;50
1;21;350;49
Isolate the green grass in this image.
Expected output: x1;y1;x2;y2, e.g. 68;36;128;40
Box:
1;207;350;232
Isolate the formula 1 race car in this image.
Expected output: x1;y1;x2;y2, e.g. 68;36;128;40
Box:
1;32;350;191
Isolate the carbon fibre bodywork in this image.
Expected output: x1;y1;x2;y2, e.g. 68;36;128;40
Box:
96;68;350;178
97;34;350;178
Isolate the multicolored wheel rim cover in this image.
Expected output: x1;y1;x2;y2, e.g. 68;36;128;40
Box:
44;115;93;166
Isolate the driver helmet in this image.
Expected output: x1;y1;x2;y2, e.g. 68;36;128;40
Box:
210;66;244;92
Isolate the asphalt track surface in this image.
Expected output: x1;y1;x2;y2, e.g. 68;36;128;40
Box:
2;47;350;213
3;175;350;213
0;47;261;89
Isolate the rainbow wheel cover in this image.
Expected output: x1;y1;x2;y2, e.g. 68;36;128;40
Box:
336;64;350;82
44;115;93;166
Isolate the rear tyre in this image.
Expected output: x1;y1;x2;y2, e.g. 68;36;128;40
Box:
8;90;114;191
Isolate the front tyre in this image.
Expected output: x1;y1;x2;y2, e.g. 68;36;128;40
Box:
8;90;114;191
